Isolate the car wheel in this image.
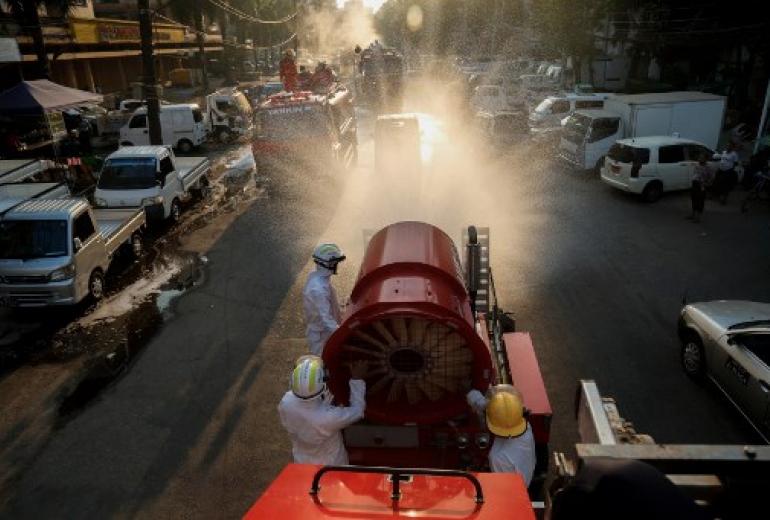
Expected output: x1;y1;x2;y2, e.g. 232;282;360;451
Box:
642;181;663;203
88;270;105;301
681;333;706;380
120;141;134;147
594;156;605;174
170;198;181;222
178;139;193;154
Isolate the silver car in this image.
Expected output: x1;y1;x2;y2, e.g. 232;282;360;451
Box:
678;300;770;441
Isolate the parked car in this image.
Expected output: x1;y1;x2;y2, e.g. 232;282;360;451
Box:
120;104;208;152
205;88;254;143
0;199;145;306
95;145;210;222
678;300;770;442
529;93;610;133
476;110;527;146
470;84;520;112
599;136;719;202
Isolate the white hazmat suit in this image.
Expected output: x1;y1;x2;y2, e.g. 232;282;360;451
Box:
303;265;342;355
278;379;366;465
467;389;536;486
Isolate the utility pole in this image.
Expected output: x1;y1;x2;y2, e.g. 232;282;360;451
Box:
293;0;298;55
138;0;162;145
196;0;209;94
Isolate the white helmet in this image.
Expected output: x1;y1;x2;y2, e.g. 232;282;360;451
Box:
291;355;326;399
312;243;346;273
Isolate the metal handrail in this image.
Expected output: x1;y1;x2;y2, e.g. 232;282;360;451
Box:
309;465;485;504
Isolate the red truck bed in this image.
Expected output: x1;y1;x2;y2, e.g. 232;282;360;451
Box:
243;464;535;519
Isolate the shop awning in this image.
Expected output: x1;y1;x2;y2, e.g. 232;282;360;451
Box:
0;79;102;114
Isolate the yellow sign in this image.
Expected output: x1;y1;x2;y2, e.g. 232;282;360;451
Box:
70;18;185;45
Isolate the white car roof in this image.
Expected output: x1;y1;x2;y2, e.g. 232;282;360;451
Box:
132;103;200;114
616;136;707;148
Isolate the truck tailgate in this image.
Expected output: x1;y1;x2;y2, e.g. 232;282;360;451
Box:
176;157;210;192
93;207;145;256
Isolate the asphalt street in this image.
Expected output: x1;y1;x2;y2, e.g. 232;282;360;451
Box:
2;96;770;518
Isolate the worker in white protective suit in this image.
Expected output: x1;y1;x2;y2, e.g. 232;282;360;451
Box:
466;385;536;486
278;355;368;465
303;243;346;356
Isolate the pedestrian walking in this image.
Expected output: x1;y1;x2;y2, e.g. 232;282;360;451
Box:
713;143;740;204
278;355;368;465
687;153;713;223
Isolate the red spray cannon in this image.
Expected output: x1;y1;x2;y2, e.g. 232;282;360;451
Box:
324;221;494;425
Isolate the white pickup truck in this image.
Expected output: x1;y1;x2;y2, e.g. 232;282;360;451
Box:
0;199;145;307
94;146;211;222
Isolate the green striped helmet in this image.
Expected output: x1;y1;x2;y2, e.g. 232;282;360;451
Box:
291;355;326;399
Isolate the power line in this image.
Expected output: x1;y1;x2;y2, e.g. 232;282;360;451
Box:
153;11;295;50
206;0;297;25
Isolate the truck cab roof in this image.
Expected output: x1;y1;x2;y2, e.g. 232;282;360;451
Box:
2;198;88;220
109;145;172;159
570;108;618;119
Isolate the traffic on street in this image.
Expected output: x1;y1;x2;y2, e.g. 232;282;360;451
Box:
1;1;770;519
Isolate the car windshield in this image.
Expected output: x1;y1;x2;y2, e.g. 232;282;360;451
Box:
563;113;590;143
535;99;553;114
0;220;68;259
259;106;328;139
728;320;770;330
98;157;158;190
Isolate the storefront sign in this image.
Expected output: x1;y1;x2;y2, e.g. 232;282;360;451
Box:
71;18;185;45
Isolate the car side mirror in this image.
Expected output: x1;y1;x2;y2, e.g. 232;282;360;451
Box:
73;237;82;251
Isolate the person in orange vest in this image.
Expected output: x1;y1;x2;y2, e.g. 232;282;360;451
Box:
279;49;298;92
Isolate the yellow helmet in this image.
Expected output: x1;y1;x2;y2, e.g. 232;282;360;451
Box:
486;391;527;438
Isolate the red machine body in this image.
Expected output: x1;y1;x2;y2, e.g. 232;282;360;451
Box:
325;221;494;424
243;464;536;520
323;222;551;470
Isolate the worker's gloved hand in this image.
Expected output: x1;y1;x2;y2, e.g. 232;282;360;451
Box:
350;360;369;380
466;389;487;412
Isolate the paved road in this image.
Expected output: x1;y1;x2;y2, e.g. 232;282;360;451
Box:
3;99;770;518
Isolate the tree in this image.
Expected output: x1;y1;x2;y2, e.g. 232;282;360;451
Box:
2;0;77;79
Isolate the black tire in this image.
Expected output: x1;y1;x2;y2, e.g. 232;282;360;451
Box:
594;156;605;174
88;270;105;301
681;332;706;381
177;139;193;154
642;181;663;203
120;141;133;147
130;232;143;258
169;198;181;222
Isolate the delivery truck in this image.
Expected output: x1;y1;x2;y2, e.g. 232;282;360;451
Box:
558;91;726;171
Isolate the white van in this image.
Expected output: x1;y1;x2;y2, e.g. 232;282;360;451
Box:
529;93;611;132
471;85;521;112
600;136;719;202
120;104;207;153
